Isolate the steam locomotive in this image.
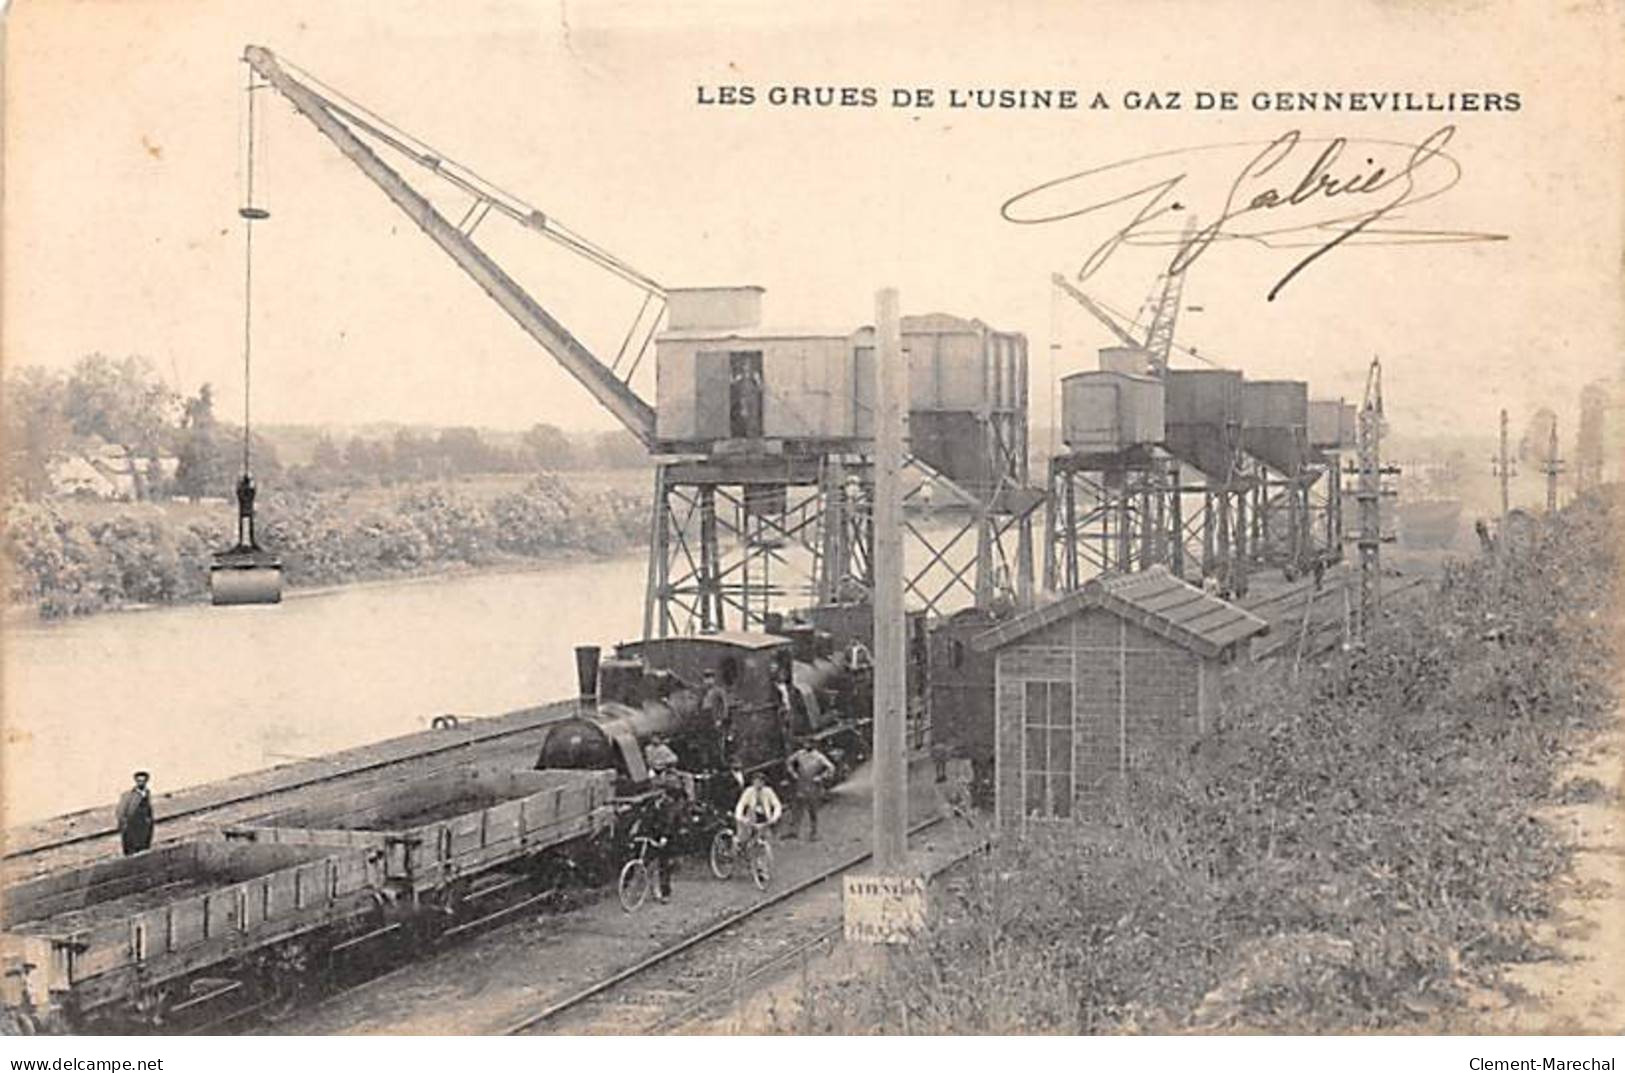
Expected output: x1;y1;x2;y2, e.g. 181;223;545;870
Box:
537;606;928;796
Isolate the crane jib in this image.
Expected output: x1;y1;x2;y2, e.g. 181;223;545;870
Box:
240;45;658;448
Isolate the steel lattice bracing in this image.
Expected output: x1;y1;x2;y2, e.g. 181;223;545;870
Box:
643;454;1038;637
1043;451;1177;590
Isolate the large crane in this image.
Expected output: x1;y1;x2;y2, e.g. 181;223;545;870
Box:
237;46;1028;635
242;45;660;447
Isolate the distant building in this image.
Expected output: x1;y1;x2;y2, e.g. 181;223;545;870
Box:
47;454;119;498
973;566;1268;829
47;443;179;500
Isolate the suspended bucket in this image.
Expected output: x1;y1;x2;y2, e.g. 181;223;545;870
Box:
210;548;283;606
211;474;282;606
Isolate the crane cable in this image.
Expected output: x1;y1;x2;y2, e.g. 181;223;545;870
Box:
241;63;257;481
233;65;272;552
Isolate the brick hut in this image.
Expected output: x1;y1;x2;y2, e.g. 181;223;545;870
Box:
971;566;1268;828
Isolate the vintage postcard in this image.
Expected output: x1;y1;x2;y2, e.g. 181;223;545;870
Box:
1;0;1621;1056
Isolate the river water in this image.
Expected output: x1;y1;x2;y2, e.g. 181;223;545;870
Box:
3;557;648;827
4;520;985;827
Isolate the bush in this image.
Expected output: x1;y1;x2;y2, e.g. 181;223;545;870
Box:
797;490;1618;1034
6;473;648;616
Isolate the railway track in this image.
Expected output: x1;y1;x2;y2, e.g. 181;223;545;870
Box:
504;813;986;1035
1252;575;1429;661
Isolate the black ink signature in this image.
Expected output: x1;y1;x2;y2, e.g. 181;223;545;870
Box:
1001;125;1505;301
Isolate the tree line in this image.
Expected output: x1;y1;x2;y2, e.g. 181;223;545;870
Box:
6;476;648;618
3;354;648;502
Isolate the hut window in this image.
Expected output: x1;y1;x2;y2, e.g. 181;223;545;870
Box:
1022;680;1074;819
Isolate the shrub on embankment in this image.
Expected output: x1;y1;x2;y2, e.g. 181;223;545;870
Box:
3;475;647;617
795;490;1619;1034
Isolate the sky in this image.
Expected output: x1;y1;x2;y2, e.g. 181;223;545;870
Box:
4;0;1623;445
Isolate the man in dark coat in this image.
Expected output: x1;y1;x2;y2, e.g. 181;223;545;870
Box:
631;787;685;901
701;669;732;768
784;739;836;842
115;771;154;856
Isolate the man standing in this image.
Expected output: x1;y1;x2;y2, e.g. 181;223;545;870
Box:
116;771;154;856
701;669;732;768
784;739;836;842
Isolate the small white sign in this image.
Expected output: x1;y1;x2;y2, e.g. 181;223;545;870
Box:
843;874;926;944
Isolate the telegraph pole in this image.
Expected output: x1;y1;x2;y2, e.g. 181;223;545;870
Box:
1352;358;1387;643
871;288;907;872
1543;417;1565;514
1494;409;1513;567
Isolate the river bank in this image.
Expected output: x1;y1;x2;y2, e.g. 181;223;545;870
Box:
4;472;648;620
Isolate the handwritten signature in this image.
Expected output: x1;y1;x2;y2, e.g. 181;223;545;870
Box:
1001;125;1505;301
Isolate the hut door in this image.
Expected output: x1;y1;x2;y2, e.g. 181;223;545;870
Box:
695;351;732;440
729;351;765;439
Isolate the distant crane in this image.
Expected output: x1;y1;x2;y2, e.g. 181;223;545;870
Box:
1048;216;1197;379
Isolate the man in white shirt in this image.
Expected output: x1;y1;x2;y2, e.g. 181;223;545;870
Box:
733;771;782;846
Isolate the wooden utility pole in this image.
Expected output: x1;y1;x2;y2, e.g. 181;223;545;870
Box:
872;288;907;872
1543;418;1565;514
1496;409;1512;567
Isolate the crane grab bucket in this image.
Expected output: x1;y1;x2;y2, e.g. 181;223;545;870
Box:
211;552;283;606
210;475;282;606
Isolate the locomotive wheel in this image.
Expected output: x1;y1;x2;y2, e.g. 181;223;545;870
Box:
709;830;737;880
0;1007;39;1035
618;859;650;912
255;942;310;1023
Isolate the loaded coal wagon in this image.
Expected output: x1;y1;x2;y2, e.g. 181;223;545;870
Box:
228;764;616;936
1;839;384;1032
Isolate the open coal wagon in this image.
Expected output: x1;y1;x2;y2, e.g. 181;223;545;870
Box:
227;765;616;940
1;839;384;1032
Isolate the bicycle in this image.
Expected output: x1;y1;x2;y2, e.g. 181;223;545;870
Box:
709;820;773;889
617;833;670;912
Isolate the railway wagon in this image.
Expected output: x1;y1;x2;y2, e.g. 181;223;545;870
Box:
925;606;1001;807
228;765;616;919
1;839;383;1032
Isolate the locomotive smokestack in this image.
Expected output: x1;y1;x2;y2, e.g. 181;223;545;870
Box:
574;645;601;707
